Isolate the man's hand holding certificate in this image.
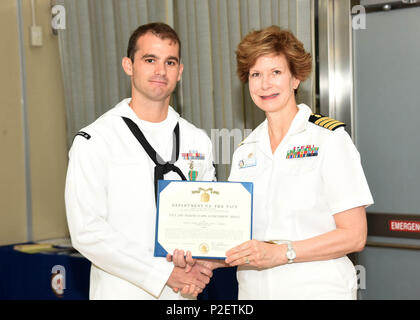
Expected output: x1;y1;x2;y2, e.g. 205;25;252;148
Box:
154;181;253;259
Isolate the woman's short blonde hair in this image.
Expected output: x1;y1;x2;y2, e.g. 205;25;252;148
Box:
236;26;312;83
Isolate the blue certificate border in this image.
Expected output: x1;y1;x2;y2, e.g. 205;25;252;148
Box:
154;180;253;259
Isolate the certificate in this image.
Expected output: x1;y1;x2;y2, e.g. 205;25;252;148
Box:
154;180;253;259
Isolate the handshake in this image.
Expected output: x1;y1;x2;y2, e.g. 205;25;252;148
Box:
165;249;227;297
165;240;274;297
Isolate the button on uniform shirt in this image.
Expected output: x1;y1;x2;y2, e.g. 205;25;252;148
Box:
229;104;373;300
65;98;215;300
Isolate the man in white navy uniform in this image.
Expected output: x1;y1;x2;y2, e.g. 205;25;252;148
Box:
65;23;215;300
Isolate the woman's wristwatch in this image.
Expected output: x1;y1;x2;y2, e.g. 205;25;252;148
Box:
285;241;296;264
265;240;296;264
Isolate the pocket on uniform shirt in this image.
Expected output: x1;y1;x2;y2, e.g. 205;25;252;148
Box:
275;158;320;210
278;157;318;175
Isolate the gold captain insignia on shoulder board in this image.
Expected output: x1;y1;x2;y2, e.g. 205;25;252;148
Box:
328;122;345;130
326;121;341;130
318;118;336;127
309;113;345;131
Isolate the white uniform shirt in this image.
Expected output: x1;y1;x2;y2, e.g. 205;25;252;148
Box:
65;98;215;300
229;104;373;300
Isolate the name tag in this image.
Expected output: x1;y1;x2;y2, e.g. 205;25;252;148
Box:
239;153;257;169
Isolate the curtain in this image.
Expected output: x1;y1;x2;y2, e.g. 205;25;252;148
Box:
57;0;315;180
175;0;315;180
56;0;170;147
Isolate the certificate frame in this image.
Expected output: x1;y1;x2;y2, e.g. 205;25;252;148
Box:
154;180;253;260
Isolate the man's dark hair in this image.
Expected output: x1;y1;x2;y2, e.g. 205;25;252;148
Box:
127;22;181;62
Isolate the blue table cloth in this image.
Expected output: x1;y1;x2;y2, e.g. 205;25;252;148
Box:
0;243;237;300
0;243;90;300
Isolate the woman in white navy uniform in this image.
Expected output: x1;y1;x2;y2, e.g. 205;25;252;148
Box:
167;26;374;299
65;23;214;300
222;26;374;300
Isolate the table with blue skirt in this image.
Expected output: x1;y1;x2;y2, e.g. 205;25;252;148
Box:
0;243;237;300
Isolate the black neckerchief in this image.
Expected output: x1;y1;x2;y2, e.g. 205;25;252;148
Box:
122;117;187;204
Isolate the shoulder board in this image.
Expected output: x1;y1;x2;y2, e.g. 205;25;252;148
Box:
308;114;346;131
75;131;91;140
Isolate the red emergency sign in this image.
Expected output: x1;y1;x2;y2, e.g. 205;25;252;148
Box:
389;220;420;233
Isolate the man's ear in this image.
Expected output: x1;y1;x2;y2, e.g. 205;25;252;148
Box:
122;57;133;76
177;63;184;82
